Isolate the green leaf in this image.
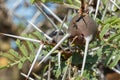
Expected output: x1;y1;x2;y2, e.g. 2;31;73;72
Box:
2;53;15;61
26;41;35;52
71;53;82;65
29;34;39;48
55;68;62;78
16;39;21;47
100;24;110;39
9;49;19;59
18;57;27;69
111;18;120;25
109;54;120;68
33;31;46;41
19;44;28;57
104;16;117;24
18;62;23;69
28;54;35;62
21;57;27;63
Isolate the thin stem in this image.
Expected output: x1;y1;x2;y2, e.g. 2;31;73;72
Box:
27;44;44;78
0;33;41;43
80;35;93;76
38;33;70;65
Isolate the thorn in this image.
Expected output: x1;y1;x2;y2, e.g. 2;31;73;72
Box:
0;33;41;43
80;35;93;76
27;44;44;78
38;33;70;65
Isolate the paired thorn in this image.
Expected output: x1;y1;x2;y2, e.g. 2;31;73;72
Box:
40;3;68;29
38;33;70;66
35;3;58;30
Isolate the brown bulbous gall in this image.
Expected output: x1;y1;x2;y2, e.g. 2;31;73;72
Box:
68;14;98;44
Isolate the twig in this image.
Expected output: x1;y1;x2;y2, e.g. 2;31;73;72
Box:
38;33;70;65
0;33;41;43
